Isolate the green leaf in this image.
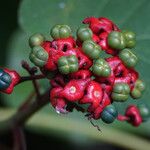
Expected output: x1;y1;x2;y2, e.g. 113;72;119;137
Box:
4;0;150;140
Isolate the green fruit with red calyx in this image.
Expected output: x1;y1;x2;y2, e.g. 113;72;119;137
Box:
122;30;136;48
101;105;118;124
119;48;138;68
50;24;72;40
82;40;101;59
92;58;111;77
29;46;49;67
131;79;145;99
108;31;126;50
0;69;12;90
137;104;149;122
58;55;79;74
29;33;45;48
111;83;130;102
77;27;93;42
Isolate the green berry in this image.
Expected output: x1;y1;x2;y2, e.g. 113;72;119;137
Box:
138;104;149;122
101;105;118;124
58;55;78;74
29;33;45;48
122;30;136;48
131;79;145;99
119;48;138;68
82;40;101;59
77;27;93;41
50;24;72;40
29;46;49;67
92;58;111;77
108;31;126;50
111;83;130;102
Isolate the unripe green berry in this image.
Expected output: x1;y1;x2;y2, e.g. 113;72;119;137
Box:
108;31;126;50
77;27;93;41
82;40;101;59
112;83;130;102
101;105;118;124
92;58;111;77
138;104;149;122
122;30;136;48
58;55;78;74
29;33;45;48
50;24;72;40
29;46;48;67
119;48;138;68
131;79;145;99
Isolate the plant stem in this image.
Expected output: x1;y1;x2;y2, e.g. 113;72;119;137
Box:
13;127;26;150
0;90;50;134
19;74;45;83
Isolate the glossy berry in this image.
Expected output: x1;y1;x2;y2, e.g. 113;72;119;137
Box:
77;27;93;42
122;30;136;48
50;24;72;40
58;55;79;74
137;104;149;122
29;46;49;67
29;33;45;48
119;49;138;68
0;69;12;90
111;83;130;102
108;31;126;50
92;58;111;77
131;79;145;99
82;40;101;59
101;105;118;124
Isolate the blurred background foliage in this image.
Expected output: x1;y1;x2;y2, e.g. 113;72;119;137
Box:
0;0;150;149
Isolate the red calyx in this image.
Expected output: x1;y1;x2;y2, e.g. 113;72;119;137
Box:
50;87;68;114
83;17;118;34
2;68;20;94
118;105;142;127
60;79;90;101
98;32;119;55
79;81;103;112
93;92;111;119
50;74;66;87
76;48;93;69
51;37;76;51
70;70;92;80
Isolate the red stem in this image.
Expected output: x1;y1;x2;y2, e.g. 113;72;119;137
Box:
117;114;130;121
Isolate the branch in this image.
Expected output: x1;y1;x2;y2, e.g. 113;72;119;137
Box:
13;127;26;150
0;89;50;134
19;74;45;83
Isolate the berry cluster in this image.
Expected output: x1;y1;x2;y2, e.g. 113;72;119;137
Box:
0;17;149;127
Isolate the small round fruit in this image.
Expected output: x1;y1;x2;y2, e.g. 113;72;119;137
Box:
101;105;118;124
77;27;93;41
29;33;45;48
50;24;72;40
